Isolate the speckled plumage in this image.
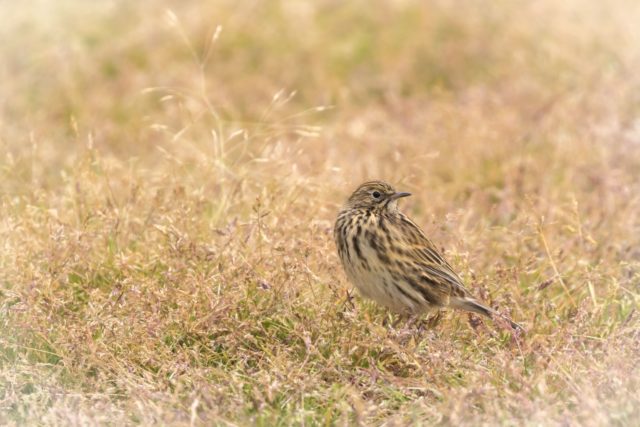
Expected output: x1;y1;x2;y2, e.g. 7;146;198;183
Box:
334;180;521;330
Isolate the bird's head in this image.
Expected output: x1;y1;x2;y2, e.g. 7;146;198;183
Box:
344;180;411;211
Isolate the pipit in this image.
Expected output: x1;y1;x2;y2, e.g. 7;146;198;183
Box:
334;180;522;330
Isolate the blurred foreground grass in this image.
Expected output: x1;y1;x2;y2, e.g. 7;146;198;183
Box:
1;0;639;425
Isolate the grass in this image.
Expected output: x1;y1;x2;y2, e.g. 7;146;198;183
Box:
1;0;639;425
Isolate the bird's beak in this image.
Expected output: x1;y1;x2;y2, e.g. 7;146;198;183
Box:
389;192;411;201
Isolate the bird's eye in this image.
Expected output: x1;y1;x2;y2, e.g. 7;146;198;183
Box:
372;191;381;199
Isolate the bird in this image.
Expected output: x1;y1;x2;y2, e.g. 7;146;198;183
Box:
334;180;522;331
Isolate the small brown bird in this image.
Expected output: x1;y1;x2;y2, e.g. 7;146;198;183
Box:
334;180;522;330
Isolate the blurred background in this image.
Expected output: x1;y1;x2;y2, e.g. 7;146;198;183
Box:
3;0;640;184
1;0;639;425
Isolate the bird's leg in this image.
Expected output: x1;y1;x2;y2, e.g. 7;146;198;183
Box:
426;310;443;329
342;288;356;311
383;311;418;343
403;313;420;330
336;288;357;321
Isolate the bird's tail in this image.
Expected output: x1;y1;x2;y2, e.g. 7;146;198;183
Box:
451;297;524;331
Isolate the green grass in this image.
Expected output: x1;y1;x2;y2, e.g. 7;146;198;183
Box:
1;0;639;425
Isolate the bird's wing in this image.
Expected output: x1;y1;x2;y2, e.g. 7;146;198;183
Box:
394;213;470;298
